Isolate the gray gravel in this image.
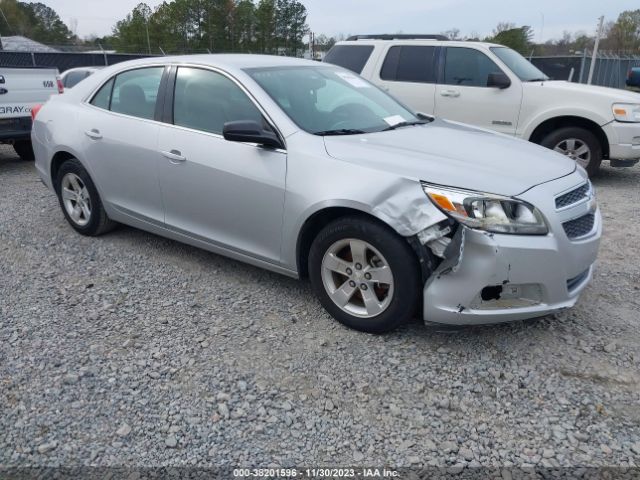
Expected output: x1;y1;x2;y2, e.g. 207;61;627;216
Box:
1;144;639;470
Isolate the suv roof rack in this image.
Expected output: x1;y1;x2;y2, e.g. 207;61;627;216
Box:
346;34;449;41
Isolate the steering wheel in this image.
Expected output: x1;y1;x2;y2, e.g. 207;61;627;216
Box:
329;120;354;130
329;103;378;130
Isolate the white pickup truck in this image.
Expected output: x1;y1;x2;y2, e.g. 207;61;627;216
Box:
0;67;62;160
324;35;640;176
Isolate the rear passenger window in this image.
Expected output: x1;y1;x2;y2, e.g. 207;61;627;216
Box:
110;67;163;120
173;67;264;135
324;45;374;74
90;78;114;110
443;47;503;87
380;46;437;83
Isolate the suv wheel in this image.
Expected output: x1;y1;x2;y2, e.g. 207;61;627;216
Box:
540;127;602;176
13;140;35;161
55;159;116;236
308;216;422;333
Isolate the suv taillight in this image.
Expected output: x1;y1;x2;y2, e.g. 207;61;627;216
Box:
31;104;43;121
57;77;64;94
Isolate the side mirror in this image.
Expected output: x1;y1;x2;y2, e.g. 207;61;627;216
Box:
487;72;511;89
223;120;283;149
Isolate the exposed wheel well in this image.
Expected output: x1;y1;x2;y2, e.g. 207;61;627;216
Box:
50;151;76;190
529;116;609;159
296;207;394;278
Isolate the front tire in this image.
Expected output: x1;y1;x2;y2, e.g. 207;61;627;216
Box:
308;216;422;333
55;158;116;236
540;127;602;177
13;140;34;161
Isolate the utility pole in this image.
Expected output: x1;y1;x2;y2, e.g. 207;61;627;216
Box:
587;16;604;85
145;20;151;54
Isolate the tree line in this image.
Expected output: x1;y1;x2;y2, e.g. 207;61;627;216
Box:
99;0;308;56
1;0;639;58
443;9;640;56
0;0;76;46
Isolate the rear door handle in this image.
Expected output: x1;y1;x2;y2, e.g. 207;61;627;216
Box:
161;149;187;163
85;129;102;140
440;90;460;98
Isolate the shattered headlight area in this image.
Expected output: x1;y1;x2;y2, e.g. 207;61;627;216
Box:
421;182;549;235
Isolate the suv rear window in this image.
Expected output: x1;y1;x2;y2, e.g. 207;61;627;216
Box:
380;46;437;83
324;45;374;74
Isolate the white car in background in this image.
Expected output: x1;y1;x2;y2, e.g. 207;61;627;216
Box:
325;35;640;176
60;67;103;89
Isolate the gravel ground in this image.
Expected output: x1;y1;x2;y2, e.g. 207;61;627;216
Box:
1;144;639;472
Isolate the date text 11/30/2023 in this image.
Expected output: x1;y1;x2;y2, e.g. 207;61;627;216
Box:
233;468;400;478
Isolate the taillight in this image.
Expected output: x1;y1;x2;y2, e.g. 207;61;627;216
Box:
57;77;64;94
31;104;43;121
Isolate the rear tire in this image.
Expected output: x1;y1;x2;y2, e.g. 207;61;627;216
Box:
55;158;116;236
308;216;422;334
13;140;34;161
540;127;602;177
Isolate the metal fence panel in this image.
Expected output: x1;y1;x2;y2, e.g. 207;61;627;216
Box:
531;54;640;89
0;51;158;72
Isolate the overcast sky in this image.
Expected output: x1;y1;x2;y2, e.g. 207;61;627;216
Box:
40;0;639;42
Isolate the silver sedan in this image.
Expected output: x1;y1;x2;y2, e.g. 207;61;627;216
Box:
32;55;601;333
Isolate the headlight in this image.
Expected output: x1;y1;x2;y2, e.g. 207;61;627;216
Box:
422;183;548;235
612;103;640;122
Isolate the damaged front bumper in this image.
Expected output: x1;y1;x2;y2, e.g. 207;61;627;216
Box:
421;171;601;325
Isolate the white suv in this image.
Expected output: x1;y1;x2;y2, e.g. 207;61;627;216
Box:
324;35;640;176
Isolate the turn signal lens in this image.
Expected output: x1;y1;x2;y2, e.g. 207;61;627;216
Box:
612;103;640;122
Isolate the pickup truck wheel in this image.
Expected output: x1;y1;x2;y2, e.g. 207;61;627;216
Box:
13;140;34;161
308;216;421;334
540;127;602;176
55;158;116;236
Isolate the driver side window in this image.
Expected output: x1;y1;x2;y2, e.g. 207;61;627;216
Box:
173;67;264;135
443;47;504;87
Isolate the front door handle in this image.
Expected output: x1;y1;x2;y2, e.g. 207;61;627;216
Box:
161;149;187;163
85;129;102;140
440;89;460;98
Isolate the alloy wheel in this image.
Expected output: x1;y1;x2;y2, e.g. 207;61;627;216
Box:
553;138;591;168
61;173;92;227
320;238;394;318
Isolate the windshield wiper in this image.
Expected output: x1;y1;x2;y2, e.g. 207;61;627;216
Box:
381;120;429;132
313;128;367;136
526;77;549;82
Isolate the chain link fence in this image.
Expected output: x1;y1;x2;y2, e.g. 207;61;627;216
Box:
531;52;640;89
0;50;157;72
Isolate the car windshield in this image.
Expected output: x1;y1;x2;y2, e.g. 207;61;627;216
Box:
246;66;421;135
490;47;549;82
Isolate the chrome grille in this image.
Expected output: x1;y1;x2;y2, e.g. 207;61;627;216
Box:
563;213;595;239
555;183;590;209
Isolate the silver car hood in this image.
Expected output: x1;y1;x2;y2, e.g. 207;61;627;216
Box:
323;119;576;197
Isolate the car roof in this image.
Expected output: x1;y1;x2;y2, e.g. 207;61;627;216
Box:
64;66;102;73
336;39;503;49
112;54;325;71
